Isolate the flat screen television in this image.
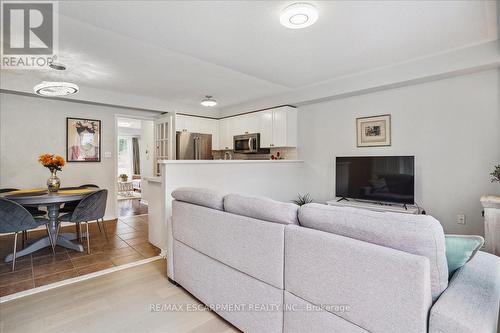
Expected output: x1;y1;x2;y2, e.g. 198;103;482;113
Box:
336;156;415;204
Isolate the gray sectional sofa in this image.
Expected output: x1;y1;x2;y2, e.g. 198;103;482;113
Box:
167;187;500;333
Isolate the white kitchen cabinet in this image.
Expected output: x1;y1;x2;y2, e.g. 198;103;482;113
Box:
175;114;219;150
258;107;297;148
237;113;260;135
175;114;188;132
219;118;233;150
258;110;274;148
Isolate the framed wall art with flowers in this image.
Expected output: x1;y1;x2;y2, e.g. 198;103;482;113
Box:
66;117;101;162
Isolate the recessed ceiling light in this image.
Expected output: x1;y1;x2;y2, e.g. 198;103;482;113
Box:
201;95;217;107
34;81;79;97
280;3;318;29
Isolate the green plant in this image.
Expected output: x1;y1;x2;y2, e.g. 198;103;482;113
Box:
292;193;313;206
119;173;128;181
491;164;500;183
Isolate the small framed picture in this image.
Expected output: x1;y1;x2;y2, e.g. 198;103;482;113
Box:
356;114;391;147
66;117;101;162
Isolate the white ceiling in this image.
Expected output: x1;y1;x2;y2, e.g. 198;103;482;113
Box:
1;1;497;115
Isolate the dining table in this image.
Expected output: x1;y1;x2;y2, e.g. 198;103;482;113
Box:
1;187;99;263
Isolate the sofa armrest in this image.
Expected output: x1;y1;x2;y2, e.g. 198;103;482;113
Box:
429;251;500;333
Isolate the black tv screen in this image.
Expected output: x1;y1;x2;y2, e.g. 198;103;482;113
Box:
336;156;415;204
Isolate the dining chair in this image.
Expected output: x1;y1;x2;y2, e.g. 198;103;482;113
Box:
59;184;100;214
0;188;47;248
58;189;108;254
0;198;54;271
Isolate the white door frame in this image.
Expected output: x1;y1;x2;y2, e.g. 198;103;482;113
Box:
114;114;156;219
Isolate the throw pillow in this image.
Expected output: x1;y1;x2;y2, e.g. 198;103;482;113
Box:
445;234;484;279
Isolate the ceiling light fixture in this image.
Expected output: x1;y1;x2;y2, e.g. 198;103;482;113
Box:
49;62;67;71
34;81;79;97
200;95;217;107
280;2;318;29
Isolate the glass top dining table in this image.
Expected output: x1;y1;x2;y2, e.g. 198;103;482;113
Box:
1;187;99;263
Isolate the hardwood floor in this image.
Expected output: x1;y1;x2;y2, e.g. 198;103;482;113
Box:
0;215;159;297
0;259;239;333
118;198;148;217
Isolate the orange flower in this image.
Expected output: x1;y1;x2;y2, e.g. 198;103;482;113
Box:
38;153;65;171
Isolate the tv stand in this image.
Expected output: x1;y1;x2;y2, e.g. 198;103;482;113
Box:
326;198;419;215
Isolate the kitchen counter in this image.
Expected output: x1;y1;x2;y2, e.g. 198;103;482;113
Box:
159;160;303;164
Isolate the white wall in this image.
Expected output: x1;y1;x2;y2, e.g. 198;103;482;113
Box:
0;93;158;219
298;69;500;236
140;120;154;178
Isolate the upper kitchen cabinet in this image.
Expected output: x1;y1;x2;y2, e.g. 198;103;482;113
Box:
175;114;219;150
259;106;297;148
218;117;233;150
235;113;260;135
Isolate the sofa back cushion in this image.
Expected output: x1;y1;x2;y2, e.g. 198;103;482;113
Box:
172;200;286;289
298;203;448;301
171;187;225;210
224;193;299;225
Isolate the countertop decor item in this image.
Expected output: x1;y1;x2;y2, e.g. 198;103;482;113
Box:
119;174;128;182
38;153;65;192
490;164;500;182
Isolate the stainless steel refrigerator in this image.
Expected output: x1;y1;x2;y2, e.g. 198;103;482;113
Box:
176;131;213;160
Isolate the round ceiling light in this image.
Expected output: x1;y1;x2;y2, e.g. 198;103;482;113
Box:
280;3;318;29
200;95;217;107
34;81;79;97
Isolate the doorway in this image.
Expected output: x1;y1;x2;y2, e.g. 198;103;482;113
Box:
116;117;154;218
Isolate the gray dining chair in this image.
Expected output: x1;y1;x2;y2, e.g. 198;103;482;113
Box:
0;188;46;248
59;184;100;214
58;189;108;254
0;198;54;271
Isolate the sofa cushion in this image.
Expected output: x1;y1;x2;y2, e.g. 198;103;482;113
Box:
224;193;299;225
298;203;448;301
172;200;286;289
171;187;224;210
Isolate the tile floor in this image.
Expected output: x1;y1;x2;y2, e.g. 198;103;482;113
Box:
0;215;160;297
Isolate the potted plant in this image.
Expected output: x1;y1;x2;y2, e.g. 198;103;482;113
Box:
119;174;128;182
38;153;65;192
292;193;313;206
491;164;500;183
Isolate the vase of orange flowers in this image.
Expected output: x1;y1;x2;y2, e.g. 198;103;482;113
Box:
39;154;65;192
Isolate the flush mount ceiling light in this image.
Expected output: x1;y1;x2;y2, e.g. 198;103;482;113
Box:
200;95;217;107
280;2;318;29
49;62;67;71
34;81;79;97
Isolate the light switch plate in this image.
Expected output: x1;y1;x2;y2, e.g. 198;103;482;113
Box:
104;152;112;158
457;214;466;225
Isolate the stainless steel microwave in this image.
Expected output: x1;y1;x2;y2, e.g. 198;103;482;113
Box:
233;133;260;153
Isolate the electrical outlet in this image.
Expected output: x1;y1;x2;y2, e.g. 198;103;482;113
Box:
457;214;466;225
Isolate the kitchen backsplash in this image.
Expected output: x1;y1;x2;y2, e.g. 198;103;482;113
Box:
212;147;298;160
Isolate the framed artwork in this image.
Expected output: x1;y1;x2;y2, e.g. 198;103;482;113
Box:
66;117;101;162
356;114;391;147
